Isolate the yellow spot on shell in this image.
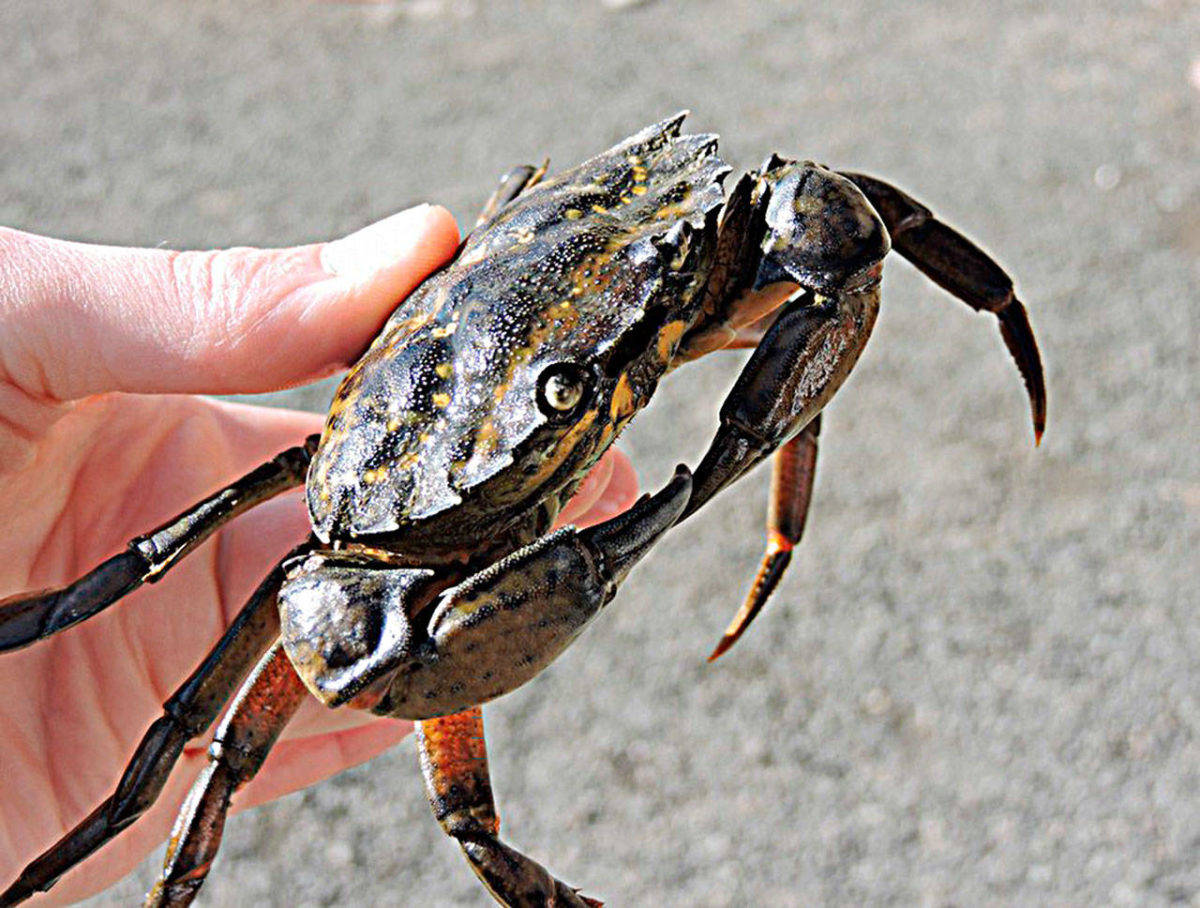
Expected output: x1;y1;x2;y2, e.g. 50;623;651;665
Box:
432;392;451;408
565;209;583;220
610;373;636;422
597;423;615;449
631;185;647;196
431;323;457;338
591;204;608;214
474;417;500;453
435;363;453;379
363;465;390;484
656;319;688;362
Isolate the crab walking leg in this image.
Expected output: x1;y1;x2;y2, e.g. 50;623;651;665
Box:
0;557;294;907
708;414;820;662
417;708;602;908
676;288;877;654
0;436;318;652
474;161;549;229
145;642;308;908
839;171;1046;442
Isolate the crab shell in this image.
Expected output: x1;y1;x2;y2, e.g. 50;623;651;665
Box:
306;115;729;554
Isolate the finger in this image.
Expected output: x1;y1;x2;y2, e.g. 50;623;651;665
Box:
0;205;460;400
556;447;639;528
555;450;615;527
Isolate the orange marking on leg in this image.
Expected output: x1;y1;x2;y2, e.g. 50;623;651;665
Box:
710;430;818;661
418;707;500;835
708;546;793;663
767;529;794;554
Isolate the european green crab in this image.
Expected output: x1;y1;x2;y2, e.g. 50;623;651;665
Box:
0;114;1045;907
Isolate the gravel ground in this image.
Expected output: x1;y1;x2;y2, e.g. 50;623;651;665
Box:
2;0;1198;904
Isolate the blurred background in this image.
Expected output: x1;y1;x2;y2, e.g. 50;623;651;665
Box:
2;0;1197;904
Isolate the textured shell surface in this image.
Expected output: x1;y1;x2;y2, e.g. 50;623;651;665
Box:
308;115;729;545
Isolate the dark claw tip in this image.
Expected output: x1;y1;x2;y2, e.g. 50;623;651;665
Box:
585;467;692;584
996;298;1047;446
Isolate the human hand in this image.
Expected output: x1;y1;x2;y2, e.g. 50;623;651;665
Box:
0;207;638;904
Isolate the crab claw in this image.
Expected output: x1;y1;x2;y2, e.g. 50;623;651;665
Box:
585;464;693;587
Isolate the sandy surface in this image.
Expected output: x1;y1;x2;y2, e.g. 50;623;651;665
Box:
2;0;1198;904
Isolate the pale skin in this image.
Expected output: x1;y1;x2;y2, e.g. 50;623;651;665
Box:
0;206;638;904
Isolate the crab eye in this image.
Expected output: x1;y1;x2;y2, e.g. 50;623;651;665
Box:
537;364;590;418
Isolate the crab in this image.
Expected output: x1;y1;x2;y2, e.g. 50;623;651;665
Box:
0;113;1045;907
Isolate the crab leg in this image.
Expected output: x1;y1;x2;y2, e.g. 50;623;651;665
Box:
675;281;878;655
474;161;549;229
0;436;318;652
708;414;820;662
417;708;601;908
145;642;308;908
0;556;294;907
839;171;1046;442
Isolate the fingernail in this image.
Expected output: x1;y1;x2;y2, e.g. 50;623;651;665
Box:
321;204;434;283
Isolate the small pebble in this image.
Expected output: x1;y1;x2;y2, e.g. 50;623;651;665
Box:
861;686;893;716
325;840;354;868
1093;164;1121;191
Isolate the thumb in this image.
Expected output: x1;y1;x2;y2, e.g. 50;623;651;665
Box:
0;204;460;400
